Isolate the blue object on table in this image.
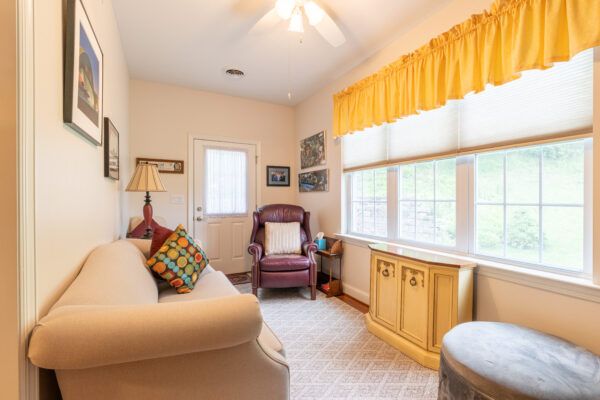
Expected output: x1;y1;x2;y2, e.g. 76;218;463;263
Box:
314;238;326;250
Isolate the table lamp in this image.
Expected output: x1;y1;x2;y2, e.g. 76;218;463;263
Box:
126;163;166;238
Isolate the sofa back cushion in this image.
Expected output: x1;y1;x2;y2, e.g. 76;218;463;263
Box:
51;240;159;311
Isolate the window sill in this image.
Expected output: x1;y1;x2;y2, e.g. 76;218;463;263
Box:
335;233;600;304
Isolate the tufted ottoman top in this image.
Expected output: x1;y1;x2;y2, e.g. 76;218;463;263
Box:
440;322;600;400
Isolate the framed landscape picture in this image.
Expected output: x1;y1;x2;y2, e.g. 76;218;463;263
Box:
64;0;104;145
266;166;290;187
136;158;184;174
103;118;119;180
299;169;329;192
300;131;326;169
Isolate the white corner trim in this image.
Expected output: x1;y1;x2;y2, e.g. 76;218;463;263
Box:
334;233;600;304
17;0;38;398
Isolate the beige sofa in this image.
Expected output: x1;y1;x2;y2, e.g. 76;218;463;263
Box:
28;239;289;400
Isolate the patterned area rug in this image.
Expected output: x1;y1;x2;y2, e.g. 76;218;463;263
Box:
237;283;439;400
226;272;252;285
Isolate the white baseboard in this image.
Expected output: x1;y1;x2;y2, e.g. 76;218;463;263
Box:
342;282;369;305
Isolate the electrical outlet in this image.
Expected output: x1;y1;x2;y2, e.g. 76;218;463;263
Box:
170;195;185;205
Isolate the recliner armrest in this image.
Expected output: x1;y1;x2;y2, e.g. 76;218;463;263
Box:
302;241;317;257
28;294;263;370
248;242;263;262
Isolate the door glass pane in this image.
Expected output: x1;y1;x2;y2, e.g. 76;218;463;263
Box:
476;153;504;203
476;205;504;257
205;148;248;215
506;148;539;203
506;206;539;263
542;142;584;204
542;206;584;271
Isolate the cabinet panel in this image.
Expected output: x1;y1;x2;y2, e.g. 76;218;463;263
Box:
428;270;456;352
398;264;428;347
372;257;398;331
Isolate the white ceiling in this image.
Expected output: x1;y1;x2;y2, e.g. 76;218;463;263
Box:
113;0;450;105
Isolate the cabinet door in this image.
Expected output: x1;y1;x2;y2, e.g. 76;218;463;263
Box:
398;263;428;348
372;256;399;331
428;269;458;353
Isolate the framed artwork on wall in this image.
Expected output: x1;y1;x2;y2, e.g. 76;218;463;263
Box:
266;166;290;187
103;117;119;180
64;0;104;145
299;169;329;192
300;131;326;169
136;158;184;174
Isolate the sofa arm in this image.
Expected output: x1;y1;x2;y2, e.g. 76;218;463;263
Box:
28;294;262;370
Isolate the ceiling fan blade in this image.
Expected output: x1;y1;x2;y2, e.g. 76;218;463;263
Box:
313;12;345;47
248;8;281;35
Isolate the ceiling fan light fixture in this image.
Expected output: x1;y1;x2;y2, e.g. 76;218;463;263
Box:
304;1;324;25
288;7;304;33
275;0;295;20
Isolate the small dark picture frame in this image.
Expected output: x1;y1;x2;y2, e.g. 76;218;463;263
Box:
267;166;290;187
103;117;119;180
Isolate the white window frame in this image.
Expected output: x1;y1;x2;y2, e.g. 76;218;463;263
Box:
344;138;593;278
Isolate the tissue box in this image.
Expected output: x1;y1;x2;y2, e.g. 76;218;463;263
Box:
314;238;326;250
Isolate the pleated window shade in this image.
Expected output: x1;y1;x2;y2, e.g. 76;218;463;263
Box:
342;49;593;171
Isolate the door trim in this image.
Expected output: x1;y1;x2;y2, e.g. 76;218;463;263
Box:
187;134;262;236
17;0;38;398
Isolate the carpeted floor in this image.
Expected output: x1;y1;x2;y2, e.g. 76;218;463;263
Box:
237;283;439;400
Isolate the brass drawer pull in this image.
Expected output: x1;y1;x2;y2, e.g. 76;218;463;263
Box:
382;269;390;277
410;277;417;286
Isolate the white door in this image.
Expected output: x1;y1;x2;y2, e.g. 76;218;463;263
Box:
192;139;257;274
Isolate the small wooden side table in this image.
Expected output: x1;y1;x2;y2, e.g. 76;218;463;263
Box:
316;237;343;297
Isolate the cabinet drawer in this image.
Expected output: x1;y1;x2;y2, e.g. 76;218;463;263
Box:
398;264;428;348
371;256;399;331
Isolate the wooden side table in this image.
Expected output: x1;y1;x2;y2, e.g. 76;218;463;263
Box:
316;237;343;297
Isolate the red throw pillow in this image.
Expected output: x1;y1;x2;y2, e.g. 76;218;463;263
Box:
150;225;174;257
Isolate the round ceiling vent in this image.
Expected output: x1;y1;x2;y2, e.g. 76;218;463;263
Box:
224;68;245;79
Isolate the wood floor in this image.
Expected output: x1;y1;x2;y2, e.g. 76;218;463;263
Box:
336;293;369;314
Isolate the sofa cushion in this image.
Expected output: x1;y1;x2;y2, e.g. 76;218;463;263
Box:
158;268;237;302
51;240;158;311
260;254;310;271
147;225;209;294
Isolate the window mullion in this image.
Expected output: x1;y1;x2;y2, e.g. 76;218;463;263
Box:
538;150;543;265
503;152;507;258
388;167;398;240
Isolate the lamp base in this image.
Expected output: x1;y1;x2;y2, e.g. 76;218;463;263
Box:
143;191;153;239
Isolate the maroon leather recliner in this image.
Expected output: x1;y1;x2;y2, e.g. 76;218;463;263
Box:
248;204;318;300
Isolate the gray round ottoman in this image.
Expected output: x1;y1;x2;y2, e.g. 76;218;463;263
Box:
438;322;600;400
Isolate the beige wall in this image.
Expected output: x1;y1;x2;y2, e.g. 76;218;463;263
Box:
128;80;296;229
35;0;130;317
293;0;600;355
0;0;20;397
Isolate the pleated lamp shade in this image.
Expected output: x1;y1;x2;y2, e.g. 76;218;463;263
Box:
126;163;167;192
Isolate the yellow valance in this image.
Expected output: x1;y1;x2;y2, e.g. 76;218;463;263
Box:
333;0;600;137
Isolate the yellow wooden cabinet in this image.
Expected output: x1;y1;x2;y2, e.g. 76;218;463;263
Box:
366;243;475;370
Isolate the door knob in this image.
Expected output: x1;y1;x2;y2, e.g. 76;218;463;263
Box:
196;216;203;221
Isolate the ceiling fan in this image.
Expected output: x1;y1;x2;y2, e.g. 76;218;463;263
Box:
250;0;346;47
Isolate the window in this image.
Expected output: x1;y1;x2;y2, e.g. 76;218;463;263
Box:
475;140;586;272
398;159;456;246
350;168;387;237
342;49;594;276
205;148;248;216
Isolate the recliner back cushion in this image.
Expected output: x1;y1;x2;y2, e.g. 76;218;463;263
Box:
51;240;159;311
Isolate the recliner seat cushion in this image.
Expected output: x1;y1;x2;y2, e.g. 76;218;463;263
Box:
260;255;311;271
